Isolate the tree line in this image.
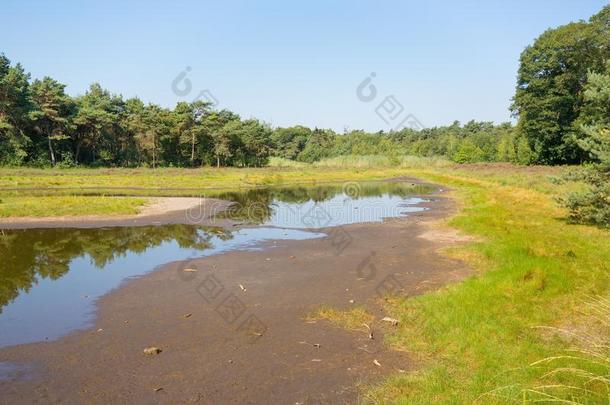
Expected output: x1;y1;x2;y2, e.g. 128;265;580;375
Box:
0;6;608;168
0;62;274;168
0;58;529;169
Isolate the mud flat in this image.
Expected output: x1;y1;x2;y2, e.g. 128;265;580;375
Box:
0;181;471;404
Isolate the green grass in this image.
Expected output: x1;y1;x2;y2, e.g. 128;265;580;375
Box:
0;165;416;191
363;165;609;404
267;157;309;168
0;166;417;194
0;195;146;217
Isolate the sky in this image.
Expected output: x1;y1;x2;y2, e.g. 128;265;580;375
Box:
2;0;608;132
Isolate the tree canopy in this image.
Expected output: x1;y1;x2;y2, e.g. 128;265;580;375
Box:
0;51;526;167
511;5;610;164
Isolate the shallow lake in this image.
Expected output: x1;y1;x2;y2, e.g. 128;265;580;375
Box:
0;181;432;349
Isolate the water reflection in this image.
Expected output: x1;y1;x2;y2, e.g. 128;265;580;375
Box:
217;181;432;225
0;181;432;348
0;361;33;381
0;225;224;312
0;226;321;347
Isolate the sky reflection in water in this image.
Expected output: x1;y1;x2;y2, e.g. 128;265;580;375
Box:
0;182;431;348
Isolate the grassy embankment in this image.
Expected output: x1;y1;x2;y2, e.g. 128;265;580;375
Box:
359;164;608;403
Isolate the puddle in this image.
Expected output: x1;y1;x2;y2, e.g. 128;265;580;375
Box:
215;181;431;227
0;181;432;348
262;195;426;228
0;361;34;381
0;226;321;348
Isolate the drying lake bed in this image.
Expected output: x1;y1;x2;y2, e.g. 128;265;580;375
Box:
0;179;459;403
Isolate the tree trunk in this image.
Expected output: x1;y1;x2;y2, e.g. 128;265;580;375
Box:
191;133;195;165
48;136;56;166
74;139;81;164
216;155;220;168
152;133;157;169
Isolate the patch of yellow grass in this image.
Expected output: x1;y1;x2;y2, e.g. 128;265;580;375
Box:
306;306;374;332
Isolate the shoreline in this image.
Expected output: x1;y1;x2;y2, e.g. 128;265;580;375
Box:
0;185;474;403
0;176;432;229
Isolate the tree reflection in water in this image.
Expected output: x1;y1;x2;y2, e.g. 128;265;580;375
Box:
0;225;231;312
0;181;432;317
216;181;433;224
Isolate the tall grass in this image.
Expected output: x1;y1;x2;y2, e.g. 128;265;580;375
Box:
477;296;609;403
313;155;452;168
246;154;452;169
266;157;309;168
398;155;453;168
514;295;609;403
314;155;395;167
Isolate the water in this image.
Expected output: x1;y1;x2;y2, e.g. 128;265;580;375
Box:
0;226;322;348
0;181;431;349
0;361;33;381
262;194;426;228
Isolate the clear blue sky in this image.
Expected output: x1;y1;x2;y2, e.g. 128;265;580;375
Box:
2;0;607;131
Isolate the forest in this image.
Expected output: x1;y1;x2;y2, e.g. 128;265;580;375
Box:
0;6;608;169
0;61;525;168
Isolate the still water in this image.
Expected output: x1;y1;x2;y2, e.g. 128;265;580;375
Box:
0;182;432;348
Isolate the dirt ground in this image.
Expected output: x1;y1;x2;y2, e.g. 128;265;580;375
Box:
0;187;471;404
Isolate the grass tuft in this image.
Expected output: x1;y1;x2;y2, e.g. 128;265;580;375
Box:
306;306;374;332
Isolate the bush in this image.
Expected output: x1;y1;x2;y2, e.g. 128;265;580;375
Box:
560;166;610;227
516;136;536;164
560;64;610;228
452;140;485;163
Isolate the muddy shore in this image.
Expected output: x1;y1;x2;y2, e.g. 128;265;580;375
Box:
0;184;470;404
